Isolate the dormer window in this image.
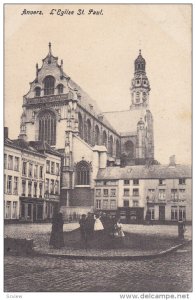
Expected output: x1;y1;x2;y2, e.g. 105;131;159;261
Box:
44;76;55;95
57;84;64;94
35;87;41;97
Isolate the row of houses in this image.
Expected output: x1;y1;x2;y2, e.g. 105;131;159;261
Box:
4;129;62;222
94;162;191;224
4;129;191;224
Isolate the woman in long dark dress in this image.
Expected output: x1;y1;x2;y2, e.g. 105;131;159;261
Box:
49;212;65;248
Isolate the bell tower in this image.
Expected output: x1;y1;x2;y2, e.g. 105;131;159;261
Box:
130;50;151;109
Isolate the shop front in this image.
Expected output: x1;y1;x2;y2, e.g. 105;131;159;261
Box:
20;197;44;222
118;207;144;224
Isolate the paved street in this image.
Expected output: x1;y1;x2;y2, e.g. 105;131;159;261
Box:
4;243;192;292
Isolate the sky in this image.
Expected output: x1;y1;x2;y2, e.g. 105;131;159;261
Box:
4;3;192;165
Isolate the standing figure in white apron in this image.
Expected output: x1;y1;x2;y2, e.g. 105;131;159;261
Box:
94;214;104;240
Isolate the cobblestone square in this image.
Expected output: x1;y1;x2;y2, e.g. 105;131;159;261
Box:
4;223;192;292
4;243;192;292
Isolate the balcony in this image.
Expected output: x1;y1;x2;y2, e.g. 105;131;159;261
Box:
45;192;60;201
157;198;166;203
132;195;140;201
146;196;166;204
132;194;140;198
146;196;155;203
23;93;70;107
171;197;186;203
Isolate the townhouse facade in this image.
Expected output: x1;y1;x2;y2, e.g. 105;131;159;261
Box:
94;162;191;224
4;131;61;222
4;141;21;220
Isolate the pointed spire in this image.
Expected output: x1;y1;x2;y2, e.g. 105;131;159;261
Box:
139;49;141;55
36;63;38;76
47;42;52;64
35;63;39;82
60;59;63;79
48;42;52;55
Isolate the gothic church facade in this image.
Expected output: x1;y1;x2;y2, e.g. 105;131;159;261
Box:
18;44;154;216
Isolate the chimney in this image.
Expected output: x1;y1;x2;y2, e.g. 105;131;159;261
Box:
169;155;176;166
4;127;8;139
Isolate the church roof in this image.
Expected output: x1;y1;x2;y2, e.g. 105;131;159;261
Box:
64;77;119;134
96;165;192;180
103;109;147;135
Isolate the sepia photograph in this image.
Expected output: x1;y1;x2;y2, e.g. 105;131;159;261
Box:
3;3;192;296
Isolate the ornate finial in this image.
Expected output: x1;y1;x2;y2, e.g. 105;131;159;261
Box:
139;49;141;55
48;42;52;55
35;63;38;81
60;59;63;78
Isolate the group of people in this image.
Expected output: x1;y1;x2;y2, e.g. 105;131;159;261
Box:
49;211;125;249
79;212;125;243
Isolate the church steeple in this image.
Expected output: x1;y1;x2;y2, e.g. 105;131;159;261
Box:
134;49;146;74
48;42;52;55
130;50;150;109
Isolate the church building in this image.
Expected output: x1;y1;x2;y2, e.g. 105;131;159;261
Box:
17;43;154;217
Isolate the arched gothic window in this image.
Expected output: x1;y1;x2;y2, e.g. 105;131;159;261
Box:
94;125;100;145
87;119;91;145
78;113;83;139
76;161;90;185
136;91;140;103
108;135;113;156
102;130;107;147
35;87;41;97
38;110;56;145
143;92;147;102
116;140;120;158
84;123;87;142
44;76;55;95
57;84;64;94
124;140;134;159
